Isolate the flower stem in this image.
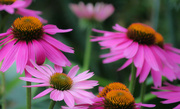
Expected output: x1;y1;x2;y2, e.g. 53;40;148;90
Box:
1;72;6;109
83;27;92;70
48;100;56;109
129;63;136;95
26;82;31;109
140;80;146;109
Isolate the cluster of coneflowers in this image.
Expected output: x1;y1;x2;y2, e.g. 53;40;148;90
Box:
0;0;180;109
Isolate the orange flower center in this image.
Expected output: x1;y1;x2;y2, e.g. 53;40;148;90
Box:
0;0;16;4
127;23;156;45
98;82;129;97
50;73;73;91
12;16;43;43
104;90;135;109
154;32;164;48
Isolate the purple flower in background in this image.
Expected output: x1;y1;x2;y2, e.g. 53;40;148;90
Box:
69;2;114;22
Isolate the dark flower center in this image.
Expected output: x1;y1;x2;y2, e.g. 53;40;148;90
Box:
104;90;135;109
11;16;43;43
127;23;156;45
98;82;129;98
0;0;16;5
50;73;72;91
154;32;164;48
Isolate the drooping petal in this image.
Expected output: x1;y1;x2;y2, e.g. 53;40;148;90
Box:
43;34;74;53
139;61;151;83
144;45;159;71
16;41;28;74
117;59;132;71
134;45;144;68
32;40;46;65
112;24;128;32
19;77;45;83
123;42;139;58
151;69;162;87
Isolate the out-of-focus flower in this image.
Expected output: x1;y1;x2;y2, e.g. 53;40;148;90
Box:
91;23;180;87
152;82;180;109
69;2;114;22
0;16;73;76
0;0;47;23
62;82;155;109
20;61;98;108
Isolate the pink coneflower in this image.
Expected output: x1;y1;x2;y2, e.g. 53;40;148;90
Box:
0;16;74;75
152;82;180;109
91;23;180;87
0;0;47;23
20;61;98;108
69;2;114;22
62;82;155;109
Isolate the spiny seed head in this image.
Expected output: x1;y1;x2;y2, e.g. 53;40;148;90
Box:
12;16;43;43
98;82;129;97
104;90;135;109
50;73;73;91
0;0;16;4
127;23;156;45
154;32;164;48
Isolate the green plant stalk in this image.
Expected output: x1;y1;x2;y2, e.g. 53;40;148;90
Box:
48;100;56;109
26;82;31;109
1;72;6;109
83;27;92;70
140;80;146;109
129;63;136;95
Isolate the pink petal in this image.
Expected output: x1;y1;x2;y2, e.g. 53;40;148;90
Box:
72;80;98;89
67;65;79;78
162;67;176;81
57;91;64;101
39;40;71;67
25;65;49;80
73;71;94;83
27;42;35;63
0;40;16;62
151;70;162;87
63;91;75;108
136;67;142;77
102;53;124;63
117;59;132;71
33;88;53;99
50;89;59;101
112;24;128;32
43;34;74;53
174;104;180;109
144;45;159;71
139;61;151;83
32;40;46;65
112;39;133;51
98;86;104;92
123;42;139;58
0;41;19;72
24;83;50;87
43;24;72;35
54;65;63;73
16;41;28;74
164;44;180;54
134;45;144;68
162;97;180;104
135;103;155;108
19;77;45;83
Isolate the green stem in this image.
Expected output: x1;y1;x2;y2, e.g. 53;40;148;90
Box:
26;82;31;109
140;80;146;109
83;27;92;70
129;63;136;95
48;100;56;109
1;72;6;109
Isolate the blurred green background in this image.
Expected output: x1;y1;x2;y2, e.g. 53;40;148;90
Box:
1;0;180;109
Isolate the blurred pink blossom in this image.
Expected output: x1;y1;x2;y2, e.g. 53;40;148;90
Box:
69;2;114;22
